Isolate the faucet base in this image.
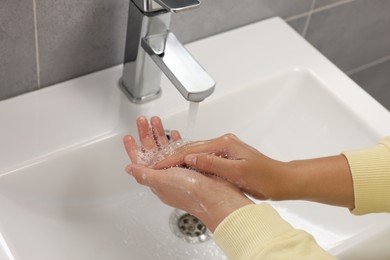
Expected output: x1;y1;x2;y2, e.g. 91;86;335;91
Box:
119;78;162;104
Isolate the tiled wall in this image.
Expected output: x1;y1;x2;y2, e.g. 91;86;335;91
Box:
1;0;390;109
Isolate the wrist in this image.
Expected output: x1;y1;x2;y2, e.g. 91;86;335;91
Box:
260;159;296;201
200;197;254;233
282;160;309;200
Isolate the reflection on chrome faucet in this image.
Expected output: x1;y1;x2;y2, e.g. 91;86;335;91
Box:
120;0;216;103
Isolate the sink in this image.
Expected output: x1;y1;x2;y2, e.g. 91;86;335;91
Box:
1;17;390;259
161;68;390;255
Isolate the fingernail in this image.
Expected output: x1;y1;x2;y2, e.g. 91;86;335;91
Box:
124;135;132;143
138;116;147;123
185;155;197;165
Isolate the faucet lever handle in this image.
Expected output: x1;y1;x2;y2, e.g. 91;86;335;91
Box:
154;0;200;12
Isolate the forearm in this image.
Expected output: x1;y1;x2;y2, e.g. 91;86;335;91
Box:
283;155;354;208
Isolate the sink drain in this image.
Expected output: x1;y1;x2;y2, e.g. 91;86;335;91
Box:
178;213;207;237
169;209;212;244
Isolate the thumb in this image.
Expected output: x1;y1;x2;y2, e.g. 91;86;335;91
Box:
128;164;155;186
184;153;240;180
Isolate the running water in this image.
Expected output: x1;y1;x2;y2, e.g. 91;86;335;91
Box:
185;101;200;140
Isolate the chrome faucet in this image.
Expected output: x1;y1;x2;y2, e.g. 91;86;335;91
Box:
120;0;216;103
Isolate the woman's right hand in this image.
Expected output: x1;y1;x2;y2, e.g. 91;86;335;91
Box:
154;133;354;208
153;134;293;200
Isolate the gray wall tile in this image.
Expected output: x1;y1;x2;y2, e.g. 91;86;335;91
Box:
350;59;390;111
0;0;37;100
172;0;313;43
36;0;129;87
305;0;390;72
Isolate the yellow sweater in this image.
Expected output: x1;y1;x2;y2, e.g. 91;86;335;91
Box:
213;137;390;259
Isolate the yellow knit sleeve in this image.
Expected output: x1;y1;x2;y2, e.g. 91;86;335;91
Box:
213;203;335;260
343;137;390;215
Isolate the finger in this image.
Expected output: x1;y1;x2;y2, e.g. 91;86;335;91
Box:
127;164;157;186
171;130;182;141
152;139;220;169
123;135;139;163
151;116;169;147
184;153;241;182
137;116;157;150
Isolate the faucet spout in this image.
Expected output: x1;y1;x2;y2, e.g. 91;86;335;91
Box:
120;0;215;104
142;32;215;102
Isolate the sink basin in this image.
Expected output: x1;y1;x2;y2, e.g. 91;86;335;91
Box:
1;17;390;259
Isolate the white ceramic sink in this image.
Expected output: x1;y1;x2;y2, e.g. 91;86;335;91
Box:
1;17;390;259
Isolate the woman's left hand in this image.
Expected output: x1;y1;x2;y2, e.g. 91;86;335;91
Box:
123;116;181;164
127;164;253;232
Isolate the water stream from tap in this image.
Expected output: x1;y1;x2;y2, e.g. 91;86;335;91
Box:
185;101;200;140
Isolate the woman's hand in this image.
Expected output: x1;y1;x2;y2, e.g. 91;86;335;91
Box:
153;133;354;208
152;134;292;200
127;164;253;232
123;116;253;232
123;116;181;164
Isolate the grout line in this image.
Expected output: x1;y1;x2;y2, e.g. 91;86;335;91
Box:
285;11;310;22
301;0;316;37
285;0;357;22
32;0;41;89
347;54;390;75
